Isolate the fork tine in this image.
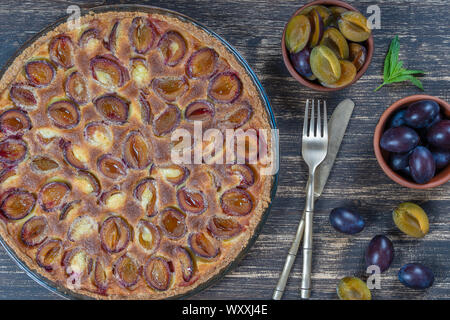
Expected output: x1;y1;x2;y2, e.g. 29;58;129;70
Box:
309;99;315;137
323;100;328;138
303;99;309;137
316;100;321;137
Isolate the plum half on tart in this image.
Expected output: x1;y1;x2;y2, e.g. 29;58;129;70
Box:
0;11;274;299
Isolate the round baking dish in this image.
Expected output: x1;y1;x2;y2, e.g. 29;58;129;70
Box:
0;4;279;300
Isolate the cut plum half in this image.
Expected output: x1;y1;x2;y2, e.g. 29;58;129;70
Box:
130;58;150;87
99;187;126;210
75;170;101;196
152;77;188;103
133;178;157;217
78;28;100;47
144;256;172;291
65;71;89;105
0;108;32;135
152;104;180;136
220;188;253;216
63;247;90;277
91;55;129;88
84;121;113;149
160;207;186;239
38;181;71;212
97;154;127;180
36;239;62;271
10;84;37;110
0;137;27;165
30;156;59;173
158;31;187;67
49;35;74;68
226;164;255;188
0;189;36;220
139;92;152;125
208;72;242;104
123;130;151;169
93;94;130;124
113;254;141;288
103;21;119;55
173;246;194;282
59;200;81;221
177;187;207;215
188;232;220;259
68;215;97;242
25;60;55;87
47;100;80;129
0;167;17;185
207;216;243;240
136;220;160;254
36;127;60;146
222;103;253;129
93;258;109;294
130;17;157;54
186;48;218;79
184;100;215;122
158;164;188;185
61;140;88;170
21;216;48;247
100;216;131;254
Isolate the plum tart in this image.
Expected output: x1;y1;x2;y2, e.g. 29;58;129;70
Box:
0;11;274;299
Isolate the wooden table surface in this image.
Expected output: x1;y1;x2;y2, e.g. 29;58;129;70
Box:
0;0;448;300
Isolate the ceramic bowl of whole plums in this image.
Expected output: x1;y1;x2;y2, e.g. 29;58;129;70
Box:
374;95;450;189
281;0;374;91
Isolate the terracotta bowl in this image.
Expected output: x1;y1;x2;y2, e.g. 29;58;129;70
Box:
374;95;450;189
281;0;374;92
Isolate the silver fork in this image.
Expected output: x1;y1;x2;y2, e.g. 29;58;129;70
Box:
272;99;328;300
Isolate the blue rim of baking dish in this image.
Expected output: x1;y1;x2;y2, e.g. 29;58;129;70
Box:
0;4;279;300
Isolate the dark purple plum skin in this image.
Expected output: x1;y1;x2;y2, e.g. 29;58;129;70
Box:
380;126;419;153
289;47;313;78
427;120;450;150
388;109;407;128
329;207;365;234
431;147;450;169
389;151;412;171
398;263;434;289
409;146;436;184
365;235;394;273
404;100;440;128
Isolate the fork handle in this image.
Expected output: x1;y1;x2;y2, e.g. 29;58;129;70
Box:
301;171;316;299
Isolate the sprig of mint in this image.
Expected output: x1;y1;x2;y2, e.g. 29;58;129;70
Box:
374;36;425;92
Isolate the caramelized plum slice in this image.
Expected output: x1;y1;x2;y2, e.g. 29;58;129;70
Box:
136;220;160;254
159;164;188;185
113;254;141;288
61;140;88;170
0;108;32;134
91;55;129;88
84;121;113;148
130;17;157;54
158;31;187;67
99;187;126;210
36;239;62;271
130;58;150;87
21;216;48;246
185;100;215;122
152;77;188;102
93;258;108;293
223;103;252;129
186;48;218;79
173;246;194;282
207;216;243;240
65;71;89;105
38;181;71;212
36;127;60;145
97;154;127;180
0;167;17;184
160;207;186;239
31;156;59;172
100;216;131;253
0;189;36;220
47;100;80;129
227;164;255;188
49;35;74;68
63;247;90;276
76;170;101;196
68;215;97;242
189;232;220;259
59;200;81;221
0;138;27;165
25;60;55;87
177;188;207;215
94;94;130;124
133;178;157;217
139;92;152;124
220;188;253;216
78;28;100;47
309;9;325;47
9;84;37;109
208;72;242;104
144;257;172;291
152;104;180;136
104;21;119;54
123;131;151;169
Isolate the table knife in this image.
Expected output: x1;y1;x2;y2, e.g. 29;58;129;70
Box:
272;98;354;300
